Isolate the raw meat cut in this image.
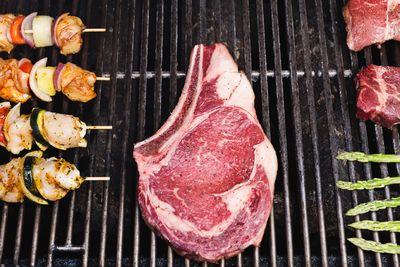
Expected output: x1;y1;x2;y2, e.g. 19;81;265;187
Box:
133;43;277;262
343;0;400;51
355;64;400;129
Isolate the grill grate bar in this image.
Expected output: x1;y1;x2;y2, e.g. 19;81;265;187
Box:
340;3;377;267
328;0;363;266
0;205;8;264
332;1;385;266
149;1;165;267
83;0;109;264
184;0;193;66
284;0;312;265
75;0;94;266
271;0;294;266
115;0;137;266
167;0;179;265
99;0;124;265
13;204;23;265
313;0;352;266
375;44;399;266
134;0;150;266
255;1;277;266
226;1;243;265
241;1;260;265
298;0;330;265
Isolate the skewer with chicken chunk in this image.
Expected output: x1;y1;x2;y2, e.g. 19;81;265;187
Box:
0;57;107;103
0;151;106;204
0;103;108;154
0;12;105;55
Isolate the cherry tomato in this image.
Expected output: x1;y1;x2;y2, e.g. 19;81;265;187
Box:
19;61;33;73
10;16;25;45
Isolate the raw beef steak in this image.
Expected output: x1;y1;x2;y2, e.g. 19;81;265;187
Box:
343;0;400;51
133;43;277;262
356;64;400;128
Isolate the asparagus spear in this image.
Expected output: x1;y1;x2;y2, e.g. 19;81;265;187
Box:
337;152;400;163
348;237;400;254
337;177;400;190
346;197;400;216
350;220;400;232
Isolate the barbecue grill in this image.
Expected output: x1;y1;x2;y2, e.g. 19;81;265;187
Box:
0;0;399;266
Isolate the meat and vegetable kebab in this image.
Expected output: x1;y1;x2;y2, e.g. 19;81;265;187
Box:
0;12;106;55
0;57;109;103
0;102;112;154
0;150;108;204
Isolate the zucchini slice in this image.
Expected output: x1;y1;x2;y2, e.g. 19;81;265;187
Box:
20;155;48;205
30;108;49;151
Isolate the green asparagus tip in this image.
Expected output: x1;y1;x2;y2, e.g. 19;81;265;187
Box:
336;180;351;189
336;152;367;162
348;237;400;254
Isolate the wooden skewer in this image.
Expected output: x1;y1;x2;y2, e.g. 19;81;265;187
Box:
96;76;110;81
86;125;112;130
24;28;106;34
83;28;106;33
85;176;110;181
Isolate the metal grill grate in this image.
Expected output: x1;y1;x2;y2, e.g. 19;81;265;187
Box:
1;0;400;266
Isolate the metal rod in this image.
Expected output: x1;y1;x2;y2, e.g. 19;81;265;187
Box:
150;1;164;267
333;0;382;266
116;0;136;265
255;2;276;264
313;0;352;265
0;204;8;264
377;38;400;267
133;0;150;266
99;0;122;265
13;203;24;265
81;0;105;264
271;0;294;266
284;0;311;265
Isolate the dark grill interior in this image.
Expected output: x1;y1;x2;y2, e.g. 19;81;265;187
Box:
1;0;400;266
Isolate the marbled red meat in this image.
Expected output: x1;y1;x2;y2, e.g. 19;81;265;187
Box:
133;43;277;262
343;0;400;51
356;64;400;128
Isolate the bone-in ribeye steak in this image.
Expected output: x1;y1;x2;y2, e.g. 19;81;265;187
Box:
356;64;400;129
343;0;400;51
133;43;277;262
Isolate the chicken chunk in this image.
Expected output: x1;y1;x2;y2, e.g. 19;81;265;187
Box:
0;14;15;53
42;111;87;149
0;158;24;202
32;157;68;201
60;63;96;102
0;59;31;103
55;14;84;55
5;114;33;154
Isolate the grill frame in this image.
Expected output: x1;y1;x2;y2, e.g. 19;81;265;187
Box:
0;0;400;266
